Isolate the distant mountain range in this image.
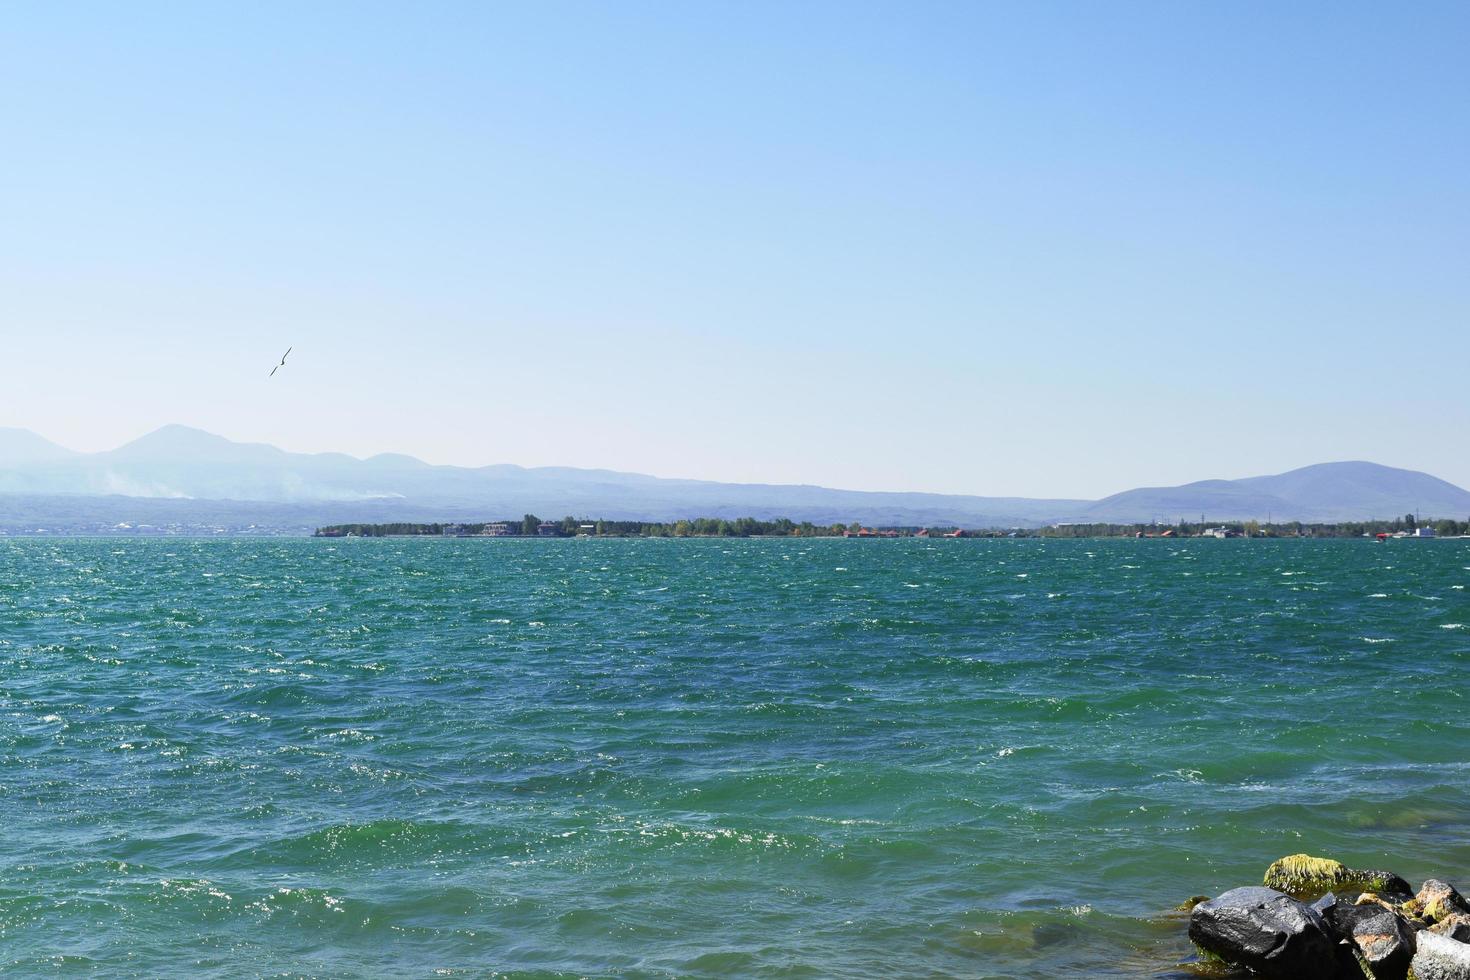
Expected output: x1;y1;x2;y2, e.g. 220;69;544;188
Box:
2;425;1468;533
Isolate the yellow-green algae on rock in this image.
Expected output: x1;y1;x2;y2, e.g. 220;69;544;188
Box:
1262;854;1410;900
1416;879;1470;924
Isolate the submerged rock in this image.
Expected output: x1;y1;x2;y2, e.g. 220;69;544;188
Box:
1263;854;1411;900
1411;931;1470;980
1188;886;1342;978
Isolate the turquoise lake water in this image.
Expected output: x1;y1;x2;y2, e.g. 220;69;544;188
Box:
2;537;1467;977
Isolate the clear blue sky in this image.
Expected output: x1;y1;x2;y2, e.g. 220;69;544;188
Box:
3;1;1466;498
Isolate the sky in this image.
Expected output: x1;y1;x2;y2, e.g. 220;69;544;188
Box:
2;1;1466;499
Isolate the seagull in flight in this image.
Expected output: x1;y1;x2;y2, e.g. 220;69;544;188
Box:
269;347;292;377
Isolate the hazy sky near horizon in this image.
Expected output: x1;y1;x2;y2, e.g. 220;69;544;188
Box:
3;2;1467;498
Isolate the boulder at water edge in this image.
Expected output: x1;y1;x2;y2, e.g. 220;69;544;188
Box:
1419;880;1470;924
1316;896;1416;980
1263;853;1411;900
1411;931;1470;980
1432;914;1470;943
1189;886;1342;978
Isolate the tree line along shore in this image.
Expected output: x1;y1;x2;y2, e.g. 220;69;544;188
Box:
313;513;1470;539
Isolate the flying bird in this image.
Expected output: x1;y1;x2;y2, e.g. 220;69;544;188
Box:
269;347;292;377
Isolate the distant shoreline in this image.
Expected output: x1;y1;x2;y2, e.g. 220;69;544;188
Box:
3;517;1464;540
311;517;1468;541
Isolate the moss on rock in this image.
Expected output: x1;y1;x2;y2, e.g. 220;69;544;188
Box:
1263;854;1410;900
1184;943;1237;978
1415;879;1469;924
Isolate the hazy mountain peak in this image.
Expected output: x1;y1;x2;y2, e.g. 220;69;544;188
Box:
1232;460;1470;520
1086;460;1470;523
109;425;286;463
0;427;78;463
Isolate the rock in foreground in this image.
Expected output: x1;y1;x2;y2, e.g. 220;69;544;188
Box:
1188;886;1342;978
1316;896;1415;980
1432;914;1470;943
1419;880;1470;924
1185;857;1470;979
1412;931;1470;980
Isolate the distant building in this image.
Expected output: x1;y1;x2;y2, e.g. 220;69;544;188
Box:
577;524;596;536
1414;526;1437;537
537;521;558;537
482;522;512;537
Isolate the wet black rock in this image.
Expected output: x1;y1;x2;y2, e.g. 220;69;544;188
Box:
1311;891;1340;917
1188;886;1342;979
1317;899;1415;980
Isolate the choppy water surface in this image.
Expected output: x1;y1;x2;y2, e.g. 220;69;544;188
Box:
2;537;1467;977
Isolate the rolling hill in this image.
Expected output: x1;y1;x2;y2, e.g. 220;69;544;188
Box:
1083;461;1470;524
1;426;1467;532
